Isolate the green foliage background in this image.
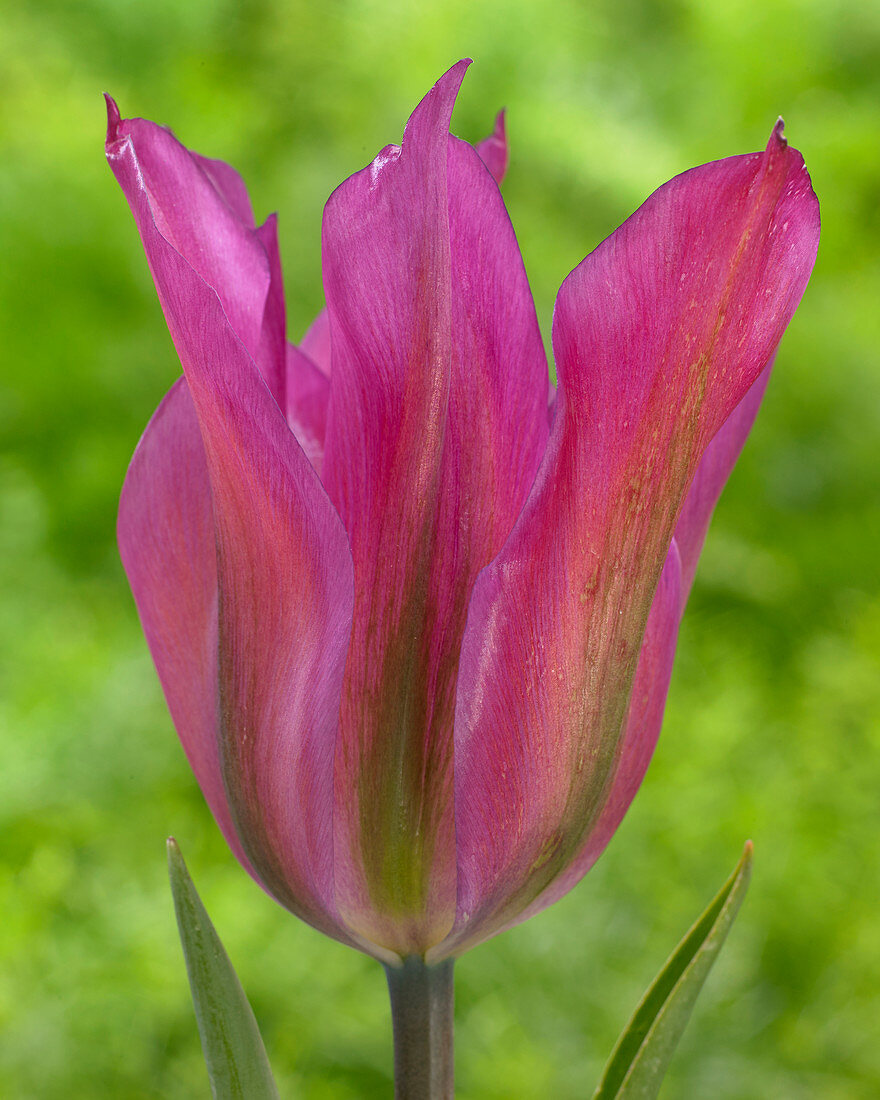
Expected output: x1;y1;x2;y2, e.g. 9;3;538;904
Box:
1;0;878;1095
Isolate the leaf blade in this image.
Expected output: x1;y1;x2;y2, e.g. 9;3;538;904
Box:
167;838;280;1100
593;841;753;1100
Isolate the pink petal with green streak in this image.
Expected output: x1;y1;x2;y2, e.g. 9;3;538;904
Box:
118;378;254;876
448;124;819;949
674;363;772;595
107;100;367;954
320;62;549;953
444;538;684;958
494;365;775;940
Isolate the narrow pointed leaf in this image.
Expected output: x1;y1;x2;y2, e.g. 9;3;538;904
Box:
592;842;753;1100
167;839;280;1100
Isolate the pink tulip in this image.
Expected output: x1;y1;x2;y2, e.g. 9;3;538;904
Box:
108;62;819;966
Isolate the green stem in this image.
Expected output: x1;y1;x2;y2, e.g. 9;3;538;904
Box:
384;957;455;1099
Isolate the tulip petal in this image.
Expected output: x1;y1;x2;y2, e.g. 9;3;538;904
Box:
475;110;508;184
674;364;771;596
299;309;332;376
104;96;285;407
295;111;507;382
253;213;289;410
450;124;819;946
285;342;330;474
118;378;254;876
191;153;257;227
320;62;549;952
497;367;774;939
500;541;684;937
108;101;360;949
438;540;684;958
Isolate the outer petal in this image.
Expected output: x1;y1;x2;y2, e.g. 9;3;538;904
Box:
674;363;771;595
320;62;549;953
105;96;285;408
485;366;775;942
191;152;257;226
118;378;254;876
449;124;819;950
441;540;684;957
107;102;365;952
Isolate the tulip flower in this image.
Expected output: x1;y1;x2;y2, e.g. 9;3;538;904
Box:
108;57;817;1013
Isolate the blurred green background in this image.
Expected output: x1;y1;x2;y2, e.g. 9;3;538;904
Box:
1;0;878;1096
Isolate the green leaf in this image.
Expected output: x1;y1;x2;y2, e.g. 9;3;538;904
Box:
592;841;753;1100
167;838;280;1100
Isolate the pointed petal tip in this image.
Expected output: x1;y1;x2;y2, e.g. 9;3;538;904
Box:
743;838;754;857
400;60;472;149
769;116;786;149
104;92;122;143
438;57;472;96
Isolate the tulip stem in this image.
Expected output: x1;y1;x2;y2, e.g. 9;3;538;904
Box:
385;956;454;1099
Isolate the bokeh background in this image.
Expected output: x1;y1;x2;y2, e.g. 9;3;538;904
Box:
1;0;878;1096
